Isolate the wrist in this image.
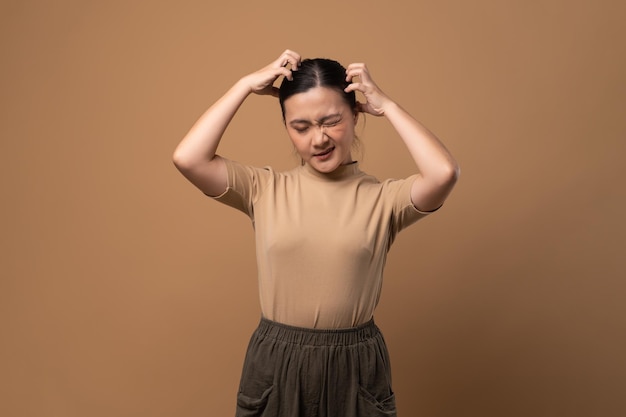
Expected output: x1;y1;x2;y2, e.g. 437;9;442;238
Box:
380;99;399;117
234;76;254;96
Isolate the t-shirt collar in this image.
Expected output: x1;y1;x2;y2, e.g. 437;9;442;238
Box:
301;161;361;181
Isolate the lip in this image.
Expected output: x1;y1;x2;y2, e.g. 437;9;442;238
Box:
313;146;335;160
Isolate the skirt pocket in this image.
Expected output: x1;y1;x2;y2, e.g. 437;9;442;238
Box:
357;385;397;416
236;385;274;417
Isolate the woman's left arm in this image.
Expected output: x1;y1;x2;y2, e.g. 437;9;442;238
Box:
345;63;459;212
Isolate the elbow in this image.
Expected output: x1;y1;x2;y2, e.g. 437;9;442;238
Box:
437;160;460;188
450;161;461;184
172;148;187;172
172;147;197;174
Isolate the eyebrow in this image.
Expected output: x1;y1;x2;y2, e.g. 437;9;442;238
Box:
288;113;343;126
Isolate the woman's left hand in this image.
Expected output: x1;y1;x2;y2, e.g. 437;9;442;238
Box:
344;63;392;116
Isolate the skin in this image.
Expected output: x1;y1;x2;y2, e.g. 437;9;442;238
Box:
173;49;459;212
283;86;358;174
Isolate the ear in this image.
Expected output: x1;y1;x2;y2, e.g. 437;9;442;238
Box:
353;109;359;124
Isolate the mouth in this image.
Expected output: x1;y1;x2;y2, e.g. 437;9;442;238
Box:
313;146;335;158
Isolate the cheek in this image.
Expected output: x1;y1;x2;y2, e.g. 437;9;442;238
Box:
286;130;309;151
328;124;353;142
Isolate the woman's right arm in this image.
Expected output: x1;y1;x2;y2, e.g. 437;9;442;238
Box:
172;50;301;196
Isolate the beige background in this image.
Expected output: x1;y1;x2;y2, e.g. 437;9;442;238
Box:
1;0;625;416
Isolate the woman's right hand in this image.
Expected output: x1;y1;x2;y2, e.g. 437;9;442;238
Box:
242;49;302;97
173;50;302;197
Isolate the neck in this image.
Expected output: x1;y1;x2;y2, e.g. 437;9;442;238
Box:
302;160;360;181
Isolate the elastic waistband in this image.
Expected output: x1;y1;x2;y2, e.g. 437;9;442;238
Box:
255;317;381;346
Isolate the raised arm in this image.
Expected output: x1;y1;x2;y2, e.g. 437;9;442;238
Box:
345;63;459;212
172;50;301;196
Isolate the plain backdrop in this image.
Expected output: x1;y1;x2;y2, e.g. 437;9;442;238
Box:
1;0;625;416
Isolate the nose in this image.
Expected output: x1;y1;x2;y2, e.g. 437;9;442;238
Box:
312;125;329;147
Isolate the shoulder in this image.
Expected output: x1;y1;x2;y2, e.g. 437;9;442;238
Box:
356;169;414;192
220;156;274;176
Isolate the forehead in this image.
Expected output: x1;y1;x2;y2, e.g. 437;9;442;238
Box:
283;87;350;121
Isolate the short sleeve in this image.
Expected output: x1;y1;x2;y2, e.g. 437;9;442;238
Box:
208;157;271;219
384;174;440;238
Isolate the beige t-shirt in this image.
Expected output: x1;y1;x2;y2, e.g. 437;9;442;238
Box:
212;157;433;329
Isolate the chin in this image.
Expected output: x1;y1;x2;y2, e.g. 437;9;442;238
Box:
309;160;341;173
306;149;351;173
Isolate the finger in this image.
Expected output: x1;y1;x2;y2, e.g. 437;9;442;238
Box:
345;69;363;83
269;66;294;81
344;82;364;94
279;67;294;81
280;50;301;71
275;51;293;67
346;62;366;71
282;49;301;62
346;64;371;83
280;57;297;72
346;69;371;84
345;62;366;74
285;50;302;70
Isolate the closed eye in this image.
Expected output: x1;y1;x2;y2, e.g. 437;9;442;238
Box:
290;122;310;132
288;114;343;132
322;119;341;127
318;113;343;127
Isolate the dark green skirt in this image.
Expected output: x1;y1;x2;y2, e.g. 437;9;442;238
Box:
236;317;397;417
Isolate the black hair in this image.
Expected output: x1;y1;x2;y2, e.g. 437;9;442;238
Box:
278;58;357;120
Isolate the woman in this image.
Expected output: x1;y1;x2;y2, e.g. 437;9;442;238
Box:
173;50;458;417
